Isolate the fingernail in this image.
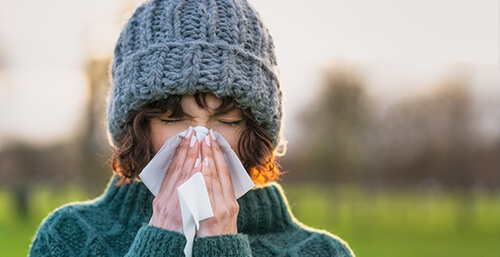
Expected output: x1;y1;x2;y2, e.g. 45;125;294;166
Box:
186;126;193;138
190;135;197;147
204;157;209;167
194;158;201;168
205;135;211;146
209;129;216;140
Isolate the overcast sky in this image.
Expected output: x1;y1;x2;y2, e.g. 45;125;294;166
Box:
0;0;498;146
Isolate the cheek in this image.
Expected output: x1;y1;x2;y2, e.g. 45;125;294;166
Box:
150;125;185;153
225;134;240;153
214;127;244;156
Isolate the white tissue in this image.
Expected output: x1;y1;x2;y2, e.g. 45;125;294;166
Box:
177;172;213;257
139;126;255;257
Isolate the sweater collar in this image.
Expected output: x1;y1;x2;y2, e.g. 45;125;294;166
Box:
98;176;294;234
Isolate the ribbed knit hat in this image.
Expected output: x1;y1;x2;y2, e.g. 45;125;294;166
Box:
108;0;282;147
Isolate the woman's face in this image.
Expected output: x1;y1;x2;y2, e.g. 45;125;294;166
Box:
149;94;246;155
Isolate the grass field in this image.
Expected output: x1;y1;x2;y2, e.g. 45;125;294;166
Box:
284;184;500;257
0;183;498;256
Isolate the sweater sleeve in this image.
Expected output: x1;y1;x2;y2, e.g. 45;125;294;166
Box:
192;234;252;257
125;225;187;256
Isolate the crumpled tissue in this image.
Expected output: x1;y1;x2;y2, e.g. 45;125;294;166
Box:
139;126;255;257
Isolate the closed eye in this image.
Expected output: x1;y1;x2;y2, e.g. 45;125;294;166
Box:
160;119;184;124
219;120;243;127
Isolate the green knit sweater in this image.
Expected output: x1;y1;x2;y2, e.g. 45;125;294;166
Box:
29;176;354;256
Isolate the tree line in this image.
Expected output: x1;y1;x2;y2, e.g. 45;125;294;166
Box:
282;65;499;191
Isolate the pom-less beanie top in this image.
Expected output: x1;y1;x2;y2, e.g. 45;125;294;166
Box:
107;0;282;147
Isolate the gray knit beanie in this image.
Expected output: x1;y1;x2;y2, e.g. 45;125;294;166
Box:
108;0;282;147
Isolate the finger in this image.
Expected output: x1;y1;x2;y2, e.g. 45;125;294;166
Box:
177;133;200;182
208;129;235;200
192;158;202;175
200;135;221;187
158;127;193;197
201;157;216;207
200;136;225;203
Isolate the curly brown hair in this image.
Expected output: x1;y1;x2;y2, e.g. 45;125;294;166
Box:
111;93;281;185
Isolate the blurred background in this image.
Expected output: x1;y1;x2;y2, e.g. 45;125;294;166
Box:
0;0;498;256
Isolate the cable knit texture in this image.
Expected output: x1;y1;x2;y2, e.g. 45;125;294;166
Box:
108;0;282;147
29;176;354;256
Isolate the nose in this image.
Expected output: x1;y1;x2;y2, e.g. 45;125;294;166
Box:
191;120;210;129
189;113;212;129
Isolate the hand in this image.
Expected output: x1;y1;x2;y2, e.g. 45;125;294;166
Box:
197;129;239;237
149;127;201;233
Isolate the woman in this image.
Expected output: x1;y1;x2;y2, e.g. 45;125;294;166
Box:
29;0;354;256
